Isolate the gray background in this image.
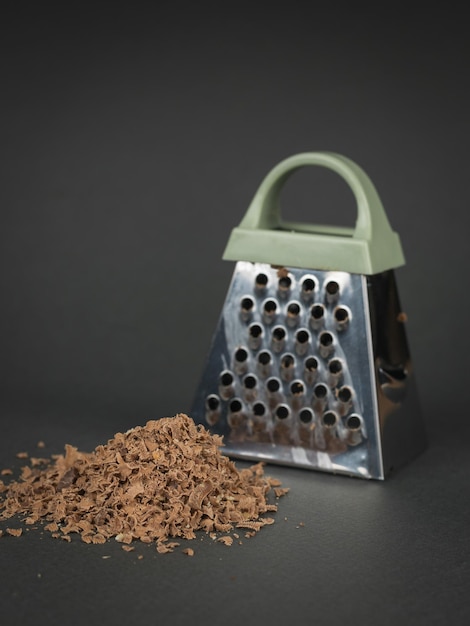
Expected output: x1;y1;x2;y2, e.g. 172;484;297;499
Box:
1;3;469;625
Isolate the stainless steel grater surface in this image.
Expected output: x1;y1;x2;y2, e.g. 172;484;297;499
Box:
191;152;426;479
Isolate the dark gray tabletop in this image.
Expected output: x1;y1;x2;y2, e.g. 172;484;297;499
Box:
1;4;469;625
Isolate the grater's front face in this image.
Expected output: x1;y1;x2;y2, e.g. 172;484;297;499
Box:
192;262;383;479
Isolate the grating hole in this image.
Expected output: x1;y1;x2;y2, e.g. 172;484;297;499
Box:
302;278;315;292
281;354;295;368
220;371;234;386
229;399;242;413
264;299;277;313
296;330;309;344
299;408;313;424
272;326;286;341
320;332;333;346
278;276;292;289
314;383;328;399
243;375;257;389
326;281;339;296
290;381;305;395
305;357;318;371
253;402;266;417
235;348;248;362
249;323;263;338
322;411;337;427
206;395;220;411
276;405;290;420
287;302;300;316
311;304;324;319
334;307;348;322
258;351;271;365
338;386;352;403
328;359;342;374
347;415;361;431
266;377;281;392
255;273;268;287
241;297;254;311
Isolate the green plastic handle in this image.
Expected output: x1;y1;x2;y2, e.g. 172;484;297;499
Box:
222;152;405;275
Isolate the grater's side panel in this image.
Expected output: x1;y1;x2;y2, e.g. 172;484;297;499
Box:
366;271;427;475
191;262;384;479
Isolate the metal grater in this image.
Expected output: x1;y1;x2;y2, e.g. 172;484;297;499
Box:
191;152;426;479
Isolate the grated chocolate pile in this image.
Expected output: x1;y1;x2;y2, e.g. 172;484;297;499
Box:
0;414;288;553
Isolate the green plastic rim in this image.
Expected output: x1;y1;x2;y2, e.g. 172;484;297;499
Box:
222;152;405;275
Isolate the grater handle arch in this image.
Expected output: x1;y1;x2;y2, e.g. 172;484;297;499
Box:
223;152;405;275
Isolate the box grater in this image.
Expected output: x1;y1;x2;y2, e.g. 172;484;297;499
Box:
191;152;426;479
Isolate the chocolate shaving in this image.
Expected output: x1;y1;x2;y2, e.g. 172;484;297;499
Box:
157;541;180;554
217;535;233;546
275;267;289;278
0;414;287;551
